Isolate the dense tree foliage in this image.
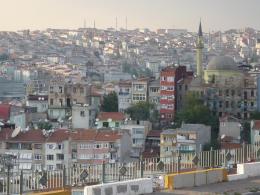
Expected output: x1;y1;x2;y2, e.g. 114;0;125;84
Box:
126;102;154;121
101;92;118;112
38;122;52;130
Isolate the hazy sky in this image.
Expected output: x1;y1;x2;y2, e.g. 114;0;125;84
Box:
1;0;260;32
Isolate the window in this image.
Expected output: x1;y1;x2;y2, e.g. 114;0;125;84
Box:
219;90;222;96
167;76;174;82
56;154;64;160
133;94;146;101
219;101;222;108
73;87;77;93
80;88;84;94
103;122;109;128
34;144;42;149
56;164;63;170
96;144;101;149
50;86;54;93
115;122;119;127
50;99;53;106
231;90;235;96
225;89;229;96
34;154;42;160
150;87;159;93
48;144;54;149
251;90;254;97
161;76;166;81
47;165;54;171
34;164;42;171
57;144;63;150
59;99;63;106
134;84;144;91
225;101;229;108
59;86;63;93
251;102;254;107
80;111;85;117
47;155;54;160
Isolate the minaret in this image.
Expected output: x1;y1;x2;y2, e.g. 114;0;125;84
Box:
196;20;204;78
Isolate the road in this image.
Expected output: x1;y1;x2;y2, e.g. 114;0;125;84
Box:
150;176;260;195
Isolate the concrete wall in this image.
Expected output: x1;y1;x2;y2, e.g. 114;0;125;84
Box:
165;168;227;190
84;178;153;195
228;162;260;181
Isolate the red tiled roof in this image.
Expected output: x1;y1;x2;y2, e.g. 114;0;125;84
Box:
97;112;125;121
10;129;46;143
0;128;13;141
147;130;162;138
253;120;260;130
0;104;11;121
221;143;241;149
71;129;122;142
46;129;70;143
95;131;122;141
71;129;97;141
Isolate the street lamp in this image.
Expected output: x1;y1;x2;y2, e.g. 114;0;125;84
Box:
0;154;16;195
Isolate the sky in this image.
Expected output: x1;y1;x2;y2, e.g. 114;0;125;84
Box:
1;0;260;32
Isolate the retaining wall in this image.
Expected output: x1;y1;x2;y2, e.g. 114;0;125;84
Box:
84;178;153;195
165;168;227;190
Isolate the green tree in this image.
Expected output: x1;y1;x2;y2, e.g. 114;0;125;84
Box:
101;92;118;112
241;121;251;144
38;122;52;130
126;102;154;121
174;92;219;150
250;112;260;120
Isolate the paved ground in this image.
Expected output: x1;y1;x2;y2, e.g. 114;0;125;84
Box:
150;176;260;195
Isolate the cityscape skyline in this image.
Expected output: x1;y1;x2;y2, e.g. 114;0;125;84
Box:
1;0;260;32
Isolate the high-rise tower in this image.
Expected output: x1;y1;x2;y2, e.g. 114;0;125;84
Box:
196;21;204;77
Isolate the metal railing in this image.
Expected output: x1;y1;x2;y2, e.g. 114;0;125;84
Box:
1;143;260;194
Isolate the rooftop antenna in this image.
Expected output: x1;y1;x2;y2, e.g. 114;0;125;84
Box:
125;16;128;31
94;20;96;29
84;18;86;28
116;17;118;31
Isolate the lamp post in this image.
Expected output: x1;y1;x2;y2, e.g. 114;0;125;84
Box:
0;154;16;195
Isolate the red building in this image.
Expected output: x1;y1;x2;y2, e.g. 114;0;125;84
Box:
160;66;188;124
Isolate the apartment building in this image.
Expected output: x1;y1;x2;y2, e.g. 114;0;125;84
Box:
118;80;132;112
131;78;149;104
45;129;71;170
48;79;91;120
160;124;211;161
160;66;187;124
96;112;125;129
0;129;45;172
70;129;131;166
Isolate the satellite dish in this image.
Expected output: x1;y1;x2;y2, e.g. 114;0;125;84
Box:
11;127;21;138
221;134;226;139
0;122;4;126
25;126;29;131
96;118;99;122
107;118;112;122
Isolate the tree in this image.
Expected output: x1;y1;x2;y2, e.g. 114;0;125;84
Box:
174;92;219;150
126;102;154;121
241;121;251;144
101;92;118;112
38;122;52;130
250;112;260;120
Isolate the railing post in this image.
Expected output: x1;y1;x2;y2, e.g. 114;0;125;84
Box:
63;165;66;188
102;161;105;183
20;170;23;195
210;147;214;168
7;166;10;195
140;155;144;178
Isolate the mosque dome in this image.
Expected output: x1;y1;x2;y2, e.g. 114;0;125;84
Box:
207;56;238;71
